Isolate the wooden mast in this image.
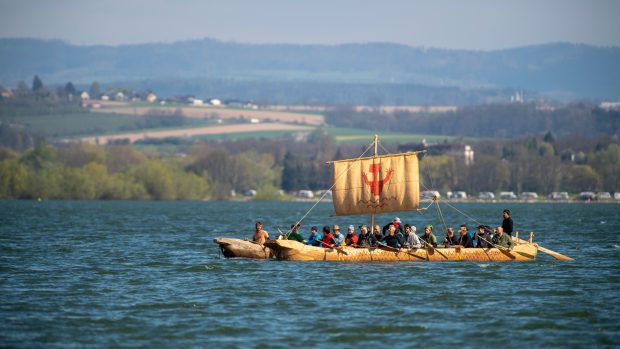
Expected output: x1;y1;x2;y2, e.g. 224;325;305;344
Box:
370;134;378;232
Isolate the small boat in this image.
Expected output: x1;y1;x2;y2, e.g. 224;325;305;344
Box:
264;238;537;262
214;237;272;259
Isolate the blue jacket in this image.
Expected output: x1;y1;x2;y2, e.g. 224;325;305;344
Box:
307;232;323;246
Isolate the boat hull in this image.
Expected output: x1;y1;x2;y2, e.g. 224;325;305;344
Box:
263;239;538;262
213;237;272;259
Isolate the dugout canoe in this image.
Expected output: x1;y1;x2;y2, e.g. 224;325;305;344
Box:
263;239;538;262
213;237;272;259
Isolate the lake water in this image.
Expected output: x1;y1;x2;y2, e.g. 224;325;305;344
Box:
1;200;619;348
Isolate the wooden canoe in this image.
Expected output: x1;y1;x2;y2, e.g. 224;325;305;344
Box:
263;239;538;262
213;237;272;259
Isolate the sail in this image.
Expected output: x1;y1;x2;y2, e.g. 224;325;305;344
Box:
332;152;420;216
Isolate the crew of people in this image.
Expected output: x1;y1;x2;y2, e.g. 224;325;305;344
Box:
252;210;517;250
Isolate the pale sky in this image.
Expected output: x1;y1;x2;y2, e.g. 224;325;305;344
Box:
0;0;619;50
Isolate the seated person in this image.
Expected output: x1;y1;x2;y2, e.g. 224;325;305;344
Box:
458;224;474;248
420;225;438;247
287;222;305;243
344;225;359;246
332;225;344;246
306;226;323;246
382;217;404;235
443;227;459;247
252;221;269;245
373;224;384;241
357;224;377;247
402;224;422;248
491;226;513;249
475;225;493;248
321;226;335;248
380;224;404;248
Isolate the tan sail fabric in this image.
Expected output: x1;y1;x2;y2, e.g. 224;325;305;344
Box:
332;153;420;216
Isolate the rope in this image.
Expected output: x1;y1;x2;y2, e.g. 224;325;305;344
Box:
440;200;485;227
282;140;376;237
434;199;449;236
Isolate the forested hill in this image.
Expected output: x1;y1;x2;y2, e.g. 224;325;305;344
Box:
1;38;619;101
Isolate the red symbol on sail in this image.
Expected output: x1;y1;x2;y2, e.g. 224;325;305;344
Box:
363;164;393;196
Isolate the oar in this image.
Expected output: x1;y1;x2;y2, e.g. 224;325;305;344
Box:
314;238;348;255
513;234;573;261
421;240;448;259
477;235;516;259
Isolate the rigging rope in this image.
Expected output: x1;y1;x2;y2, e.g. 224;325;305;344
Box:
282;140;376;237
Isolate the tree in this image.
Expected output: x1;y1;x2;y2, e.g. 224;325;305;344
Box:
561;165;602;192
89;82;101;99
589;144;620;191
132;160;176;200
65;82;76;97
419;155;457;192
32;75;43;91
281;151;308;191
0;159;29;198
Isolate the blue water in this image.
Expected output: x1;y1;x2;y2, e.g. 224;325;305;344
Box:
1;200;619;348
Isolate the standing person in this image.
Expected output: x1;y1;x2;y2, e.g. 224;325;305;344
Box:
492;226;513;249
321;226;335;248
502;209;514;237
287;223;305;243
443;227;459;247
403;224;422;248
332;225;344;246
307;226;322;246
458;224;474;248
252;221;269;244
382;217;404;235
420;225;438;247
344;225;359;246
357;224;377;247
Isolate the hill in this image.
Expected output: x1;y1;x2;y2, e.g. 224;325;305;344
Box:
0;38;619;103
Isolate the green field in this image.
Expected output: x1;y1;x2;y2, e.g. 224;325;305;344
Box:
4;112;212;138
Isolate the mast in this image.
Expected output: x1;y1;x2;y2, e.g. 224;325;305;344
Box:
370;134;378;232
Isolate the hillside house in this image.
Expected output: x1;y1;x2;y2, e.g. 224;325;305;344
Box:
146;93;157;103
80;91;90;100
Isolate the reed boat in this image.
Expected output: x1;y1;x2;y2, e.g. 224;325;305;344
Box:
217;135;572;262
264;238;538;262
214;237;272;259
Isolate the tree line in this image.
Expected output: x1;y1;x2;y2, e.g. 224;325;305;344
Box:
1;129;618;200
325;103;620;139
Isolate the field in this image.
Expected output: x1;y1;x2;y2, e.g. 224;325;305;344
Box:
75;123;314;145
93;102;325;125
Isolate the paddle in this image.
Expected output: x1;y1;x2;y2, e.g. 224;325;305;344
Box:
513;234;573;261
421;240;449;259
477;235;516;259
314;238;348;255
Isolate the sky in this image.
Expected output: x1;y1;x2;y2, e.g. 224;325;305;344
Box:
0;0;619;50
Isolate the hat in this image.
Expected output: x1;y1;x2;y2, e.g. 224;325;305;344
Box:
359;224;368;229
333;224;340;230
348;225;355;230
393;217;401;223
424;224;433;230
411;225;417;232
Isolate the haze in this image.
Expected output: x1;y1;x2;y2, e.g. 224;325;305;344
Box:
1;0;619;50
